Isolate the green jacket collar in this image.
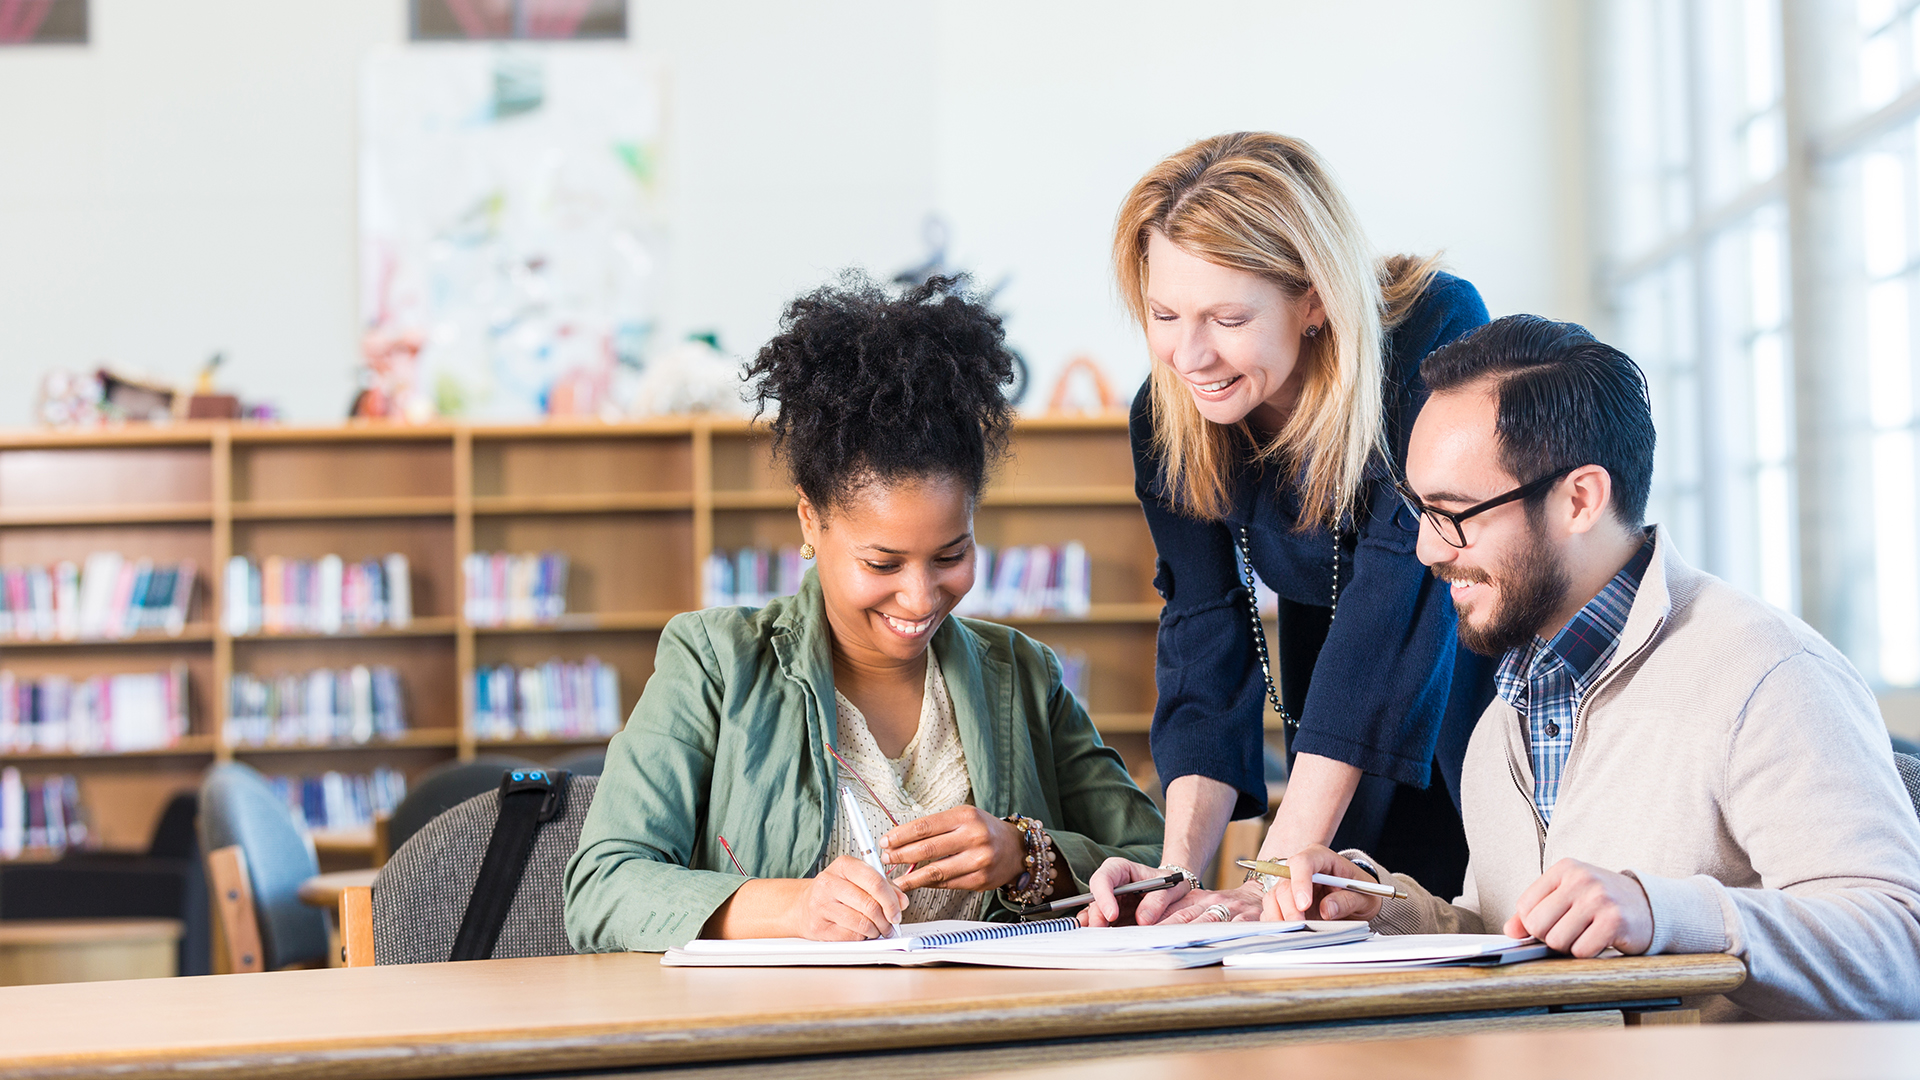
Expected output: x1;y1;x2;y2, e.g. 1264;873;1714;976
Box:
767;570;1014;818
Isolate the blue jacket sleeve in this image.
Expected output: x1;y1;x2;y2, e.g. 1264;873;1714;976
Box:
1131;388;1271;820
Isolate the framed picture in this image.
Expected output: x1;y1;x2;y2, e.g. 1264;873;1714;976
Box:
0;0;86;45
411;0;625;42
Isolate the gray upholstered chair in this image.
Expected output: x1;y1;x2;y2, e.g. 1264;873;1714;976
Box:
1895;752;1920;821
369;773;596;964
379;755;539;861
198;763;330;971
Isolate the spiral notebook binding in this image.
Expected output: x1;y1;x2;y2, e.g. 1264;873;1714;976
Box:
910;916;1081;949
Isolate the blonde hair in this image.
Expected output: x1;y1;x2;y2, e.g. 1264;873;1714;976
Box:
1114;132;1441;526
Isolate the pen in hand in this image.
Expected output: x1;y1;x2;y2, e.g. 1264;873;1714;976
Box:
841;785;899;938
1237;858;1410;900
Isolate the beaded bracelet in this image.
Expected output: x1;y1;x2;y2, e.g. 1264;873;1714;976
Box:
999;814;1056;906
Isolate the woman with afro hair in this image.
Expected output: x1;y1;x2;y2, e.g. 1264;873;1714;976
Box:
565;275;1164;949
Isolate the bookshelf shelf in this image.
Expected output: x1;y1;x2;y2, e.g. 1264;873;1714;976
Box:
0;413;1161;850
710;490;797;510
982;487;1139;507
231;497;456;520
992;603;1164;626
472;493;694;515
0;624;218;649
475;734;620;749
470;610;679;634
0;504;215;527
228;730;460;754
0;735;219;762
229;617;459;643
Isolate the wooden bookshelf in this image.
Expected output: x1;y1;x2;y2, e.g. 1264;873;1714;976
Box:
0;415;1174;848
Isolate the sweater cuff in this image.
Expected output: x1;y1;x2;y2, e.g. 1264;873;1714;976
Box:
1339;847;1422;935
1626;870;1731;955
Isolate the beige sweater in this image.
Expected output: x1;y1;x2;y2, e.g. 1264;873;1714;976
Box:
1366;528;1920;1021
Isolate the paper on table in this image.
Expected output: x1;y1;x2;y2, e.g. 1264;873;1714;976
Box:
1223;933;1549;969
662;919;1372;969
672;919;1042;957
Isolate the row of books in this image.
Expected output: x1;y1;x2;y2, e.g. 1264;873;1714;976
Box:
222;554;414;636
0;556;197;641
702;546;807;609
953;543;1093;619
463;552;570;626
468;656;623;741
0;770;89;860
0;664;191;754
226;665;407;748
266;767;407;833
701;543;1095;619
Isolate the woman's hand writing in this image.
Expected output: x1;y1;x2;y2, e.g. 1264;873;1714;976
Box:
882;807;1026;892
797;856;907;940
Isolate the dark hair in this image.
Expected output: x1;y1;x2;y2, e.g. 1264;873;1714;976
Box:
1420;314;1656;528
744;273;1017;513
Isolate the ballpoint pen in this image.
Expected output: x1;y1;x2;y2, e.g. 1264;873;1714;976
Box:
1018;872;1184;916
1237;858;1411;900
841;785;898;938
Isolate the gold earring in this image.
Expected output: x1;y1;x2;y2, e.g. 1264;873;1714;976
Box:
800;543;816;560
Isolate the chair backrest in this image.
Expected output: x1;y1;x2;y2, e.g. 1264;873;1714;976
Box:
550;748;606;777
1895;753;1920;821
371;773;597;964
384;756;539;857
197;763;328;971
147;792;199;859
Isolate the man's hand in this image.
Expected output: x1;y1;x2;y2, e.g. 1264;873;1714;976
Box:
882;807;1025;893
1502;858;1653;957
1260;845;1384;922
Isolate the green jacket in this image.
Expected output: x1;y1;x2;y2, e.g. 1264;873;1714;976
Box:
564;573;1165;952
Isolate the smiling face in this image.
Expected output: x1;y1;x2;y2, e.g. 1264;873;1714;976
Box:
799;475;976;670
1406;387;1573;656
1143;229;1324;428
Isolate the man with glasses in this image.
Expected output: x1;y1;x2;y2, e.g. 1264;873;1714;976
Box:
1264;315;1920;1021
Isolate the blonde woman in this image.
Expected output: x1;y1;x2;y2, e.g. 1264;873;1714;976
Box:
1087;133;1497;925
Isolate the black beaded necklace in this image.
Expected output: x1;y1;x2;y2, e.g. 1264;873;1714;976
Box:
1235;524;1344;739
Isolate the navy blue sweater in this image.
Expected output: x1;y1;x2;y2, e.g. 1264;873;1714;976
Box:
1132;273;1493;821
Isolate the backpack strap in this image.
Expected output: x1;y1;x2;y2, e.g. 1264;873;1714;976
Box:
449;768;569;962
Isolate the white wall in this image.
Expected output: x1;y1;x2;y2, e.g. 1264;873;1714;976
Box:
0;0;1588;424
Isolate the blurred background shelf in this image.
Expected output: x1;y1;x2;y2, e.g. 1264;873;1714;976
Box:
0;416;1163;854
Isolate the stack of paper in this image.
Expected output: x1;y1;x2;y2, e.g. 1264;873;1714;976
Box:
662;918;1371;970
1223;934;1550;971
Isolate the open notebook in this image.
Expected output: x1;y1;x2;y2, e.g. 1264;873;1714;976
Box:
661;917;1371;969
1223;933;1550;971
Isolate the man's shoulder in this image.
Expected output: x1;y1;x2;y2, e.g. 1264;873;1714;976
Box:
1634;564;1872;715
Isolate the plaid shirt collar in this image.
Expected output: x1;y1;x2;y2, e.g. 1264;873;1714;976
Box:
1495;532;1657;711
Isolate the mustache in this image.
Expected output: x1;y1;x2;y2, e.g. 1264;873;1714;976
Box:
1431;564;1492;586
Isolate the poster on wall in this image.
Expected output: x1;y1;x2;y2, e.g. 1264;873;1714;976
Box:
359;47;664;420
410;0;626;41
0;0;86;44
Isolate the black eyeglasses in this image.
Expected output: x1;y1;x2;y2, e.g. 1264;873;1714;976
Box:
1393;466;1578;548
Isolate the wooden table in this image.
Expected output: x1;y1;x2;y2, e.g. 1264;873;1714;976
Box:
296;868;380;910
0;919;181;986
0;950;1744;1080
962;1020;1920;1080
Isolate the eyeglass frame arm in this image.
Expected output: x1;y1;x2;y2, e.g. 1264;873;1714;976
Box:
1394;465;1578;548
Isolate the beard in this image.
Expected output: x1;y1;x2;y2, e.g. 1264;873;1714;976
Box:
1435;517;1571;657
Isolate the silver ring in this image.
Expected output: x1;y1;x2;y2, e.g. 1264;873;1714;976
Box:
1202;903;1232;922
